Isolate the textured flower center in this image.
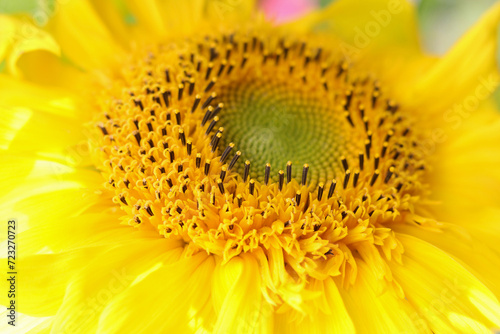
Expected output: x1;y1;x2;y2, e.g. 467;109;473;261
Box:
92;27;429;298
217;79;348;185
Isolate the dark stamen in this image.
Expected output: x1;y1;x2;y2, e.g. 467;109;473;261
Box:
211;103;223;118
202;92;216;109
241;54;248;68
204;160;211;175
205;64;213;80
204;78;216;92
341;156;349;171
220;143;234;163
174;109;181;125
302;164;309;185
119;195;128;205
97;124;108;135
365;140;371;159
358;152;364;170
217;61;227;76
243;160;250;182
228;151;241;170
264;163;271;185
196;153;201;168
295;191;301;205
133;131;141;145
205;116;219;135
374;155;380;169
344;112;355;127
317;183;324;201
343;170;351;189
162;91;170;107
201;106;214;126
211;133;222;153
381;142;388;158
188;79;195;95
249;179;255;195
353;171;360;187
177;84;184;101
328;180;337;198
286;161;292;183
370;170;380;186
145;206;154;216
217;178;224;194
384;166;395;183
178;129;186;145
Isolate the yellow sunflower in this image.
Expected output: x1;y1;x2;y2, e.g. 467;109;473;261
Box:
2;0;500;333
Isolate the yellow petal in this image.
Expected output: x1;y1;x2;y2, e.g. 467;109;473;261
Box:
51;239;183;333
286;0;420;52
96;252;214;333
47;0;123;69
212;253;273;334
159;0;206;36
274;278;355;334
0;76;93;163
0;15;87;88
16;48;88;88
12;210;129;255
391;234;500;332
428;100;500;250
336;260;423;333
399;2;500;118
0;152;103;252
122;0;167;39
0;312;52;334
0;156;102;255
448;313;492;334
391;221;500;300
0;110;85;160
0;106;31;150
0;16;60;76
431;103;500;211
204;0;257;27
0;247;105;316
0;74;87;119
0;16;16;60
88;0;145;46
0;174;101;234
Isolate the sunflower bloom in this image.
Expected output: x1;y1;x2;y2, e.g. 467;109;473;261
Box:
2;0;500;333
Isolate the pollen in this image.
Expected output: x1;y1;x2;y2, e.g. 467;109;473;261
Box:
92;26;430;296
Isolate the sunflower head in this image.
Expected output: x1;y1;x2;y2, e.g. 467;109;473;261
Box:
92;23;430;298
3;0;500;333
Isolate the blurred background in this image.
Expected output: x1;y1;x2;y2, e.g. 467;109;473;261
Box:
260;0;500;57
414;0;499;55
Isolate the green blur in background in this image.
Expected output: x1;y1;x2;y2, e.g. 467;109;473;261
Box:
319;0;500;57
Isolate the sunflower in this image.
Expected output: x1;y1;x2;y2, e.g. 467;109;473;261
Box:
1;0;500;333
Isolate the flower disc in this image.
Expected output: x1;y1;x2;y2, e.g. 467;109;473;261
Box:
93;27;428;296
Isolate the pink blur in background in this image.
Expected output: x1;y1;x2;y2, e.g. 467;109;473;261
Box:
260;0;319;23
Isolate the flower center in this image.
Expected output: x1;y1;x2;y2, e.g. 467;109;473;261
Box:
217;78;348;186
92;27;430;301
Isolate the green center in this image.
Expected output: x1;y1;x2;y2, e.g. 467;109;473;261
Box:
218;80;348;185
